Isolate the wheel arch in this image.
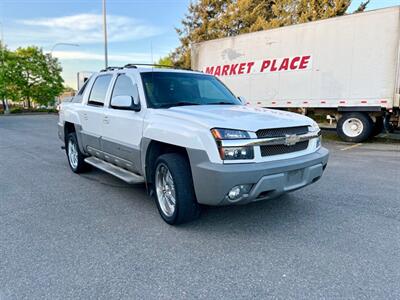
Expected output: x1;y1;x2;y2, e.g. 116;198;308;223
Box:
142;139;190;188
64;121;87;154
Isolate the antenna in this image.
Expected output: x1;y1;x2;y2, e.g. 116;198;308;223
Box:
150;40;154;64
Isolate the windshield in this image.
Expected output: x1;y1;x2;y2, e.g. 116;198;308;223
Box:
140;72;241;108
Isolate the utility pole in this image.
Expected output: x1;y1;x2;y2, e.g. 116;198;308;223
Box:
103;0;108;69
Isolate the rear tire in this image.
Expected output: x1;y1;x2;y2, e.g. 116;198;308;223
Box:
66;132;89;173
153;153;200;225
337;112;373;143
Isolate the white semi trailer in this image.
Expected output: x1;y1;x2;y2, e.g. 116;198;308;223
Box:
191;6;400;142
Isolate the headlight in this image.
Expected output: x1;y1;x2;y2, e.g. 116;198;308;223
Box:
211;128;250;139
211;128;254;160
309;122;320;132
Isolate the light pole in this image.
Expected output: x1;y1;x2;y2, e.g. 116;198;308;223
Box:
49;43;79;106
102;0;109;69
50;43;79;56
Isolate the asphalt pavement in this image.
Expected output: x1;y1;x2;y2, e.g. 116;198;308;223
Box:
0;115;399;299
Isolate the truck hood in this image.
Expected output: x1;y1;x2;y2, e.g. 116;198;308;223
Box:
154;105;314;132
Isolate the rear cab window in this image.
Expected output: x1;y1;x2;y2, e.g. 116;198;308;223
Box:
72;78;91;103
88;75;113;106
77;79;90;96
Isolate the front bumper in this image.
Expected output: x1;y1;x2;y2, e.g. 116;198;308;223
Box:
188;147;329;206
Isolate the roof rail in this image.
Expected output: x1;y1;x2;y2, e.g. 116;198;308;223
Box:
100;66;123;72
123;63;193;71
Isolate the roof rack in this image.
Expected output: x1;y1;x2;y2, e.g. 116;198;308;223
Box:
99;64;200;73
100;66;123;72
123;63;193;71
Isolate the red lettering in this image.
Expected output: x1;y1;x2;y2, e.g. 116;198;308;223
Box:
209;56;311;76
270;59;278;72
246;62;255;73
299;55;311;69
229;64;238;75
221;65;229;76
260;60;271;72
278;58;289;71
289;57;300;70
214;65;221;76
205;66;214;74
238;63;246;74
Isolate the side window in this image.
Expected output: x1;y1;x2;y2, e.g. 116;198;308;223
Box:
111;74;139;105
88;75;112;106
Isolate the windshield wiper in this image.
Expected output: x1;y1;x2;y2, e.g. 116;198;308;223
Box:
207;102;235;105
174;101;200;106
157;102;200;108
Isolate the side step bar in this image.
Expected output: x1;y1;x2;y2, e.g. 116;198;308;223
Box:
84;157;145;184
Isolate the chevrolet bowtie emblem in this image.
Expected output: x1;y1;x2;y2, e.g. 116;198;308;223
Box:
284;134;300;146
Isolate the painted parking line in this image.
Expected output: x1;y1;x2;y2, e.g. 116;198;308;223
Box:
340;143;363;151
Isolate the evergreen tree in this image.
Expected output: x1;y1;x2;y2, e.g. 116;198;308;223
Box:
269;0;352;27
171;0;233;68
220;0;275;35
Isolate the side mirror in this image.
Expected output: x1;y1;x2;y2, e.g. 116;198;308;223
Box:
111;95;140;111
238;96;246;104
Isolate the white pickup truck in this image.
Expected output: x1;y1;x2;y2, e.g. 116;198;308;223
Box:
58;65;329;224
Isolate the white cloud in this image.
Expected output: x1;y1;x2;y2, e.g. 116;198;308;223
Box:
8;13;162;45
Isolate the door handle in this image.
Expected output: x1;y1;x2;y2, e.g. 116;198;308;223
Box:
83;113;88;120
103;116;110;124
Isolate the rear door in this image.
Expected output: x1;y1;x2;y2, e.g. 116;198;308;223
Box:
101;73;144;173
79;74;113;155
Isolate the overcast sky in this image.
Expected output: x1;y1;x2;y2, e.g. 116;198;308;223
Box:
1;0;398;89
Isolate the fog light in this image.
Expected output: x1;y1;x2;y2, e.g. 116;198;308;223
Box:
220;146;254;160
227;184;252;202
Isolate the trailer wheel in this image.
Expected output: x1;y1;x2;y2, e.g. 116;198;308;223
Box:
337;112;373;143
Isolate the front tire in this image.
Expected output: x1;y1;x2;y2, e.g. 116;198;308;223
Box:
153;153;200;225
66;132;89;173
337;112;373;143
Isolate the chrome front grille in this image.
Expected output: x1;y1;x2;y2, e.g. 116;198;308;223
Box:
256;126;310;157
256;126;309;138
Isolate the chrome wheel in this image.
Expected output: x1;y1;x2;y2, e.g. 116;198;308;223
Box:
342;118;364;138
155;163;176;217
68;138;79;169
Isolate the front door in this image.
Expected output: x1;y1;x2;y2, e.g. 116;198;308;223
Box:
101;73;144;173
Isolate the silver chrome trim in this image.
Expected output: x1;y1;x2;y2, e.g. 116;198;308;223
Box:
84;156;144;184
219;130;321;147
